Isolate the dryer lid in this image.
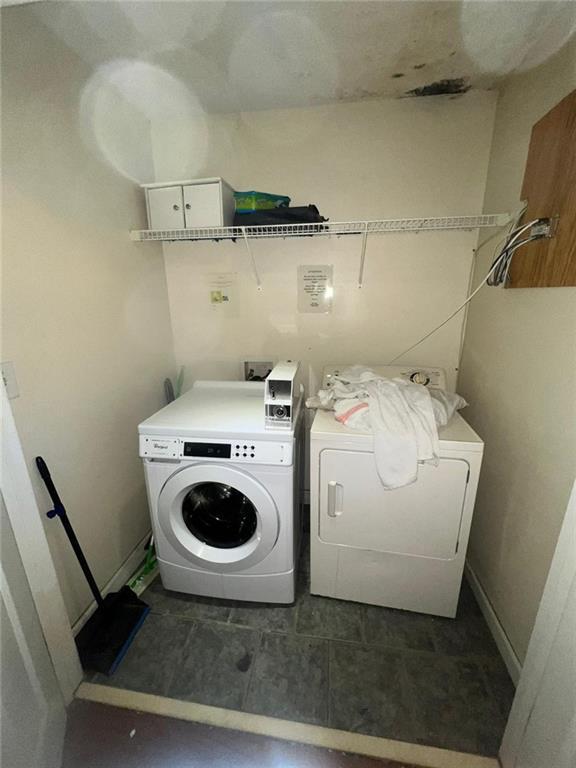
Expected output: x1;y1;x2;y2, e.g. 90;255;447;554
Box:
311;409;483;452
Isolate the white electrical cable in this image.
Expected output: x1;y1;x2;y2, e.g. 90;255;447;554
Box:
387;208;549;364
386;260;504;364
474;203;527;256
499;234;543;285
386;218;540;365
455;205;527;364
476;204;527;278
487;218;541;287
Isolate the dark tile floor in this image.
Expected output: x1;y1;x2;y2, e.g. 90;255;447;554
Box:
91;535;515;757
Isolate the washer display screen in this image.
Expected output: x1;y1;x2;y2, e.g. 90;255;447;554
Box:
181;482;257;549
183;442;231;458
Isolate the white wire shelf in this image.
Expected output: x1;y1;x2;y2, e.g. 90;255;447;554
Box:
130;214;510;243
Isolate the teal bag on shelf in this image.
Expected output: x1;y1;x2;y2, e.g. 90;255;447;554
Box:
234;190;291;213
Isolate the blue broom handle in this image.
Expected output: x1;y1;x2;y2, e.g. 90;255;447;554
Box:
35;456;104;608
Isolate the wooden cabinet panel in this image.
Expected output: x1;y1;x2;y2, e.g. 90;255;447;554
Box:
509;89;576;288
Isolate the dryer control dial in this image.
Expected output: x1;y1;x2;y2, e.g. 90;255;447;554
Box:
410;371;431;386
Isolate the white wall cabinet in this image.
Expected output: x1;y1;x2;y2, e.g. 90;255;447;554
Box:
146;185;184;229
143;178;235;230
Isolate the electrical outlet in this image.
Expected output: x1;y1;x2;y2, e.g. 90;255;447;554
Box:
530;218;557;239
1;361;19;399
244;361;273;381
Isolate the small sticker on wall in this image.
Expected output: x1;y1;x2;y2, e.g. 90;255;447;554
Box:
298;265;333;313
210;290;229;304
206;273;237;310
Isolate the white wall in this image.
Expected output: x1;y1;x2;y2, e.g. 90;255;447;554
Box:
500;482;576;768
152;93;497;405
1;7;175;624
458;38;576;663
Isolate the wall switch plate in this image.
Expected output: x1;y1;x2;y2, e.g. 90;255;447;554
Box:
1;361;19;399
244;360;273;381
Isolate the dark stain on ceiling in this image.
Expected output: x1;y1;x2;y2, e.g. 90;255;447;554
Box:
406;77;471;98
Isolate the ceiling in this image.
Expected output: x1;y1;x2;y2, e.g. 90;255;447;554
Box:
14;1;576;113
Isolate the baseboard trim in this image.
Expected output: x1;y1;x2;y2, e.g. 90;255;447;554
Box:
72;531;151;636
76;683;498;768
465;562;522;685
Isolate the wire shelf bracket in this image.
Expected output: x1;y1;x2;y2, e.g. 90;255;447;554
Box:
242;227;262;291
357;222;369;289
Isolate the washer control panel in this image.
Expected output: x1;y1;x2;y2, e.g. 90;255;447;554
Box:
322;365;446;390
140;436;293;465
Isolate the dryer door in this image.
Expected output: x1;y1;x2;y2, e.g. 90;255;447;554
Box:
158;463;279;572
319;449;469;560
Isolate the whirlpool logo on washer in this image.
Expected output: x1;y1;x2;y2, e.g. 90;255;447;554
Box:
141;437;180;457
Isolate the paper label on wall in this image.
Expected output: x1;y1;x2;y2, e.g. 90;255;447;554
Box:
205;273;237;312
298;265;333;313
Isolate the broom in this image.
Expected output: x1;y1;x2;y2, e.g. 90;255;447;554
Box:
36;456;150;675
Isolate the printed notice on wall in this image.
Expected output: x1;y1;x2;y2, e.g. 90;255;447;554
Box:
298;265;333;313
206;272;237;313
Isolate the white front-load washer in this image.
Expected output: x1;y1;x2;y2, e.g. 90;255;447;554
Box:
139;381;302;603
310;365;484;618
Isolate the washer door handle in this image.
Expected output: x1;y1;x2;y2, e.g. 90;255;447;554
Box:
327;481;343;518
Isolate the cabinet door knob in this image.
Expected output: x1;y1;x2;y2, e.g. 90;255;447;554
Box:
185;204;191;210
172;204;180;211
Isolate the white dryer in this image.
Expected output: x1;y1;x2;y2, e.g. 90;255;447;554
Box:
310;365;483;618
139;381;302;603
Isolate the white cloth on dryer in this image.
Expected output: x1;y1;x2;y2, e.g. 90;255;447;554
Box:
306;366;467;489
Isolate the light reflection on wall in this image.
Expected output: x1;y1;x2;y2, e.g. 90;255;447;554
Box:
79;59;207;183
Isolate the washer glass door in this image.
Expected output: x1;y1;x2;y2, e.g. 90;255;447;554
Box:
182;482;257;549
158;463;279;572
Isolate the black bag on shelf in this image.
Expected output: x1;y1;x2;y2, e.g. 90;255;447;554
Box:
234;205;328;227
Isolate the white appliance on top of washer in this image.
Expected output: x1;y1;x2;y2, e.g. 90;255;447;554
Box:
310;365;483;618
139;380;302;603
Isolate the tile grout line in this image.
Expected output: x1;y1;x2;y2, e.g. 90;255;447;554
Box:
146;578;505;657
241;629;263;713
147;608;505;664
163;619;198;698
476;657;503;712
397;645;423;750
